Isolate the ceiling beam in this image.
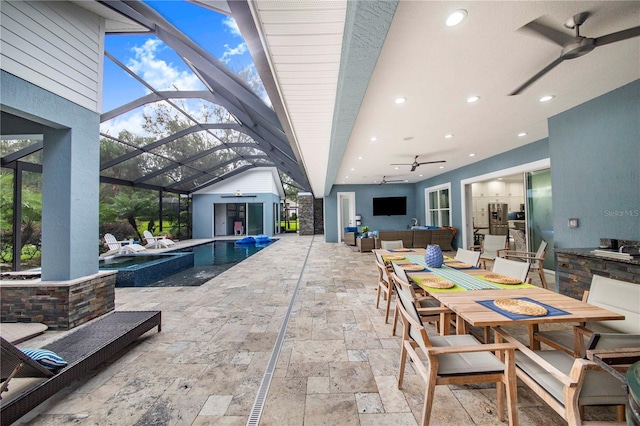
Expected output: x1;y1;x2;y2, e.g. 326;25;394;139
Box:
133;142;258;184
1;141;43;165
190;164;256;193
101;91;219;122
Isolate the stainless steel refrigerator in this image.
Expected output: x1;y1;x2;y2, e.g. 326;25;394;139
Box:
488;203;509;235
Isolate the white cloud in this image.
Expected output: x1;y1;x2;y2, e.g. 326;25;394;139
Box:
128;38;204;91
100;108;150;137
222;17;241;36
220;42;248;64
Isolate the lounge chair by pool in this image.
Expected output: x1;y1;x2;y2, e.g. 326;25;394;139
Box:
0;311;161;425
143;230;176;249
103;233;147;255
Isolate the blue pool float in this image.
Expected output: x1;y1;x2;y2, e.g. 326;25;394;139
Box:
255;234;272;243
236;236;256;245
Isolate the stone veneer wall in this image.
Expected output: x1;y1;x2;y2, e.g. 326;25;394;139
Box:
298;192;314;236
556;251;639;300
313;198;324;234
1;271;116;330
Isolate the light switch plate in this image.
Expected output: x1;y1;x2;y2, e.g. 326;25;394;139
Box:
568;218;579;228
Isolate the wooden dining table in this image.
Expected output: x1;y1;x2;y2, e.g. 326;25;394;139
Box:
376;248;625;346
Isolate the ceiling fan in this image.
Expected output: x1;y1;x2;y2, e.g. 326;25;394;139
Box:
510;11;640;95
391;155;446;172
378;175;405;185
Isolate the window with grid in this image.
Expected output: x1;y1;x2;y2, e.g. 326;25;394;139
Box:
425;184;451;227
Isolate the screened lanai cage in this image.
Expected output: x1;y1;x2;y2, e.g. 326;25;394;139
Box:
0;0;310;272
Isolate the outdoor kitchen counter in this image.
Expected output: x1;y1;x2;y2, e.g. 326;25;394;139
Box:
555;248;640;300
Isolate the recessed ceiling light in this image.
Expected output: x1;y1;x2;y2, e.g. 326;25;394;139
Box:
350;168;355;171
404;180;409;183
467;96;480;103
358;156;364;160
345;176;349;179
370;136;378;141
403;136;414;141
439;166;445;169
498;178;503;181
518;132;527;137
445;134;453;139
446;9;467;27
394;167;399;170
419;174;423;177
469;153;476;157
395;97;407;104
539;95;555;102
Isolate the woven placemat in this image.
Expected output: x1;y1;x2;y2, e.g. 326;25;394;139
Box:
445;261;473;269
419;277;455;289
385;255;406;260
391;248;411;252
493;298;548;316
401;264;425;271
484;273;522;285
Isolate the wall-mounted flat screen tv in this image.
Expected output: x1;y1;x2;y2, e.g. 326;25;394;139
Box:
373;196;407;216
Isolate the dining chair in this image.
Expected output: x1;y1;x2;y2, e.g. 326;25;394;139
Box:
495;329;640;426
533;274;640;356
380;240;404;249
454;248;481;266
395;278;518;426
374;251;395;324
470;234;508;269
390;263;445;336
498;240;548;289
491;257;530;283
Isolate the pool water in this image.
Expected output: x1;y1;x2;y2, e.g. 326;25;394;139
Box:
148;239;277;287
100;255;167;268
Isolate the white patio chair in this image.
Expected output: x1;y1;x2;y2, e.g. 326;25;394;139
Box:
495;329;640;426
491;257;530;283
471;234;508;268
533;275;640;356
498;240;548;289
395;276;518;426
454;248;481;266
103;233;146;254
143;230;176;249
380;240;404;249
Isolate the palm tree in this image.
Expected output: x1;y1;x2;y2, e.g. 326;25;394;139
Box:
106;191;156;242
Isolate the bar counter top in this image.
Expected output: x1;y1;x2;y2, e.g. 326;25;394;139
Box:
555;247;640;266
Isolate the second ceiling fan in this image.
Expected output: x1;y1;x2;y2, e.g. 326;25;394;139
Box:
391;155;446;172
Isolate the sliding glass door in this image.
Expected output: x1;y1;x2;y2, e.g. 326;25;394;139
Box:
526;169;554;270
247;203;264;235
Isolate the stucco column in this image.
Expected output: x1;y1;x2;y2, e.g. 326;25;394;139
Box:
41;125;99;280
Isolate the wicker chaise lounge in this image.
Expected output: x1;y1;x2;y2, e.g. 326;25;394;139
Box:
1;311;161;425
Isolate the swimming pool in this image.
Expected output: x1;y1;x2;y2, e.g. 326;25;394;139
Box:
100;239;277;287
99;252;194;287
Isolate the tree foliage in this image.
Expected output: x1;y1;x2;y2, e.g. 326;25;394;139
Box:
103;190;157;242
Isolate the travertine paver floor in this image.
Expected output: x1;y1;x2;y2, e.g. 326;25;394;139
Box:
16;234;619;425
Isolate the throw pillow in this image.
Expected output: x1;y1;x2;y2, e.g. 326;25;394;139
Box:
21;348;68;370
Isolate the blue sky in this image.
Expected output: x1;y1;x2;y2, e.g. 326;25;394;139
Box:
102;0;256;133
